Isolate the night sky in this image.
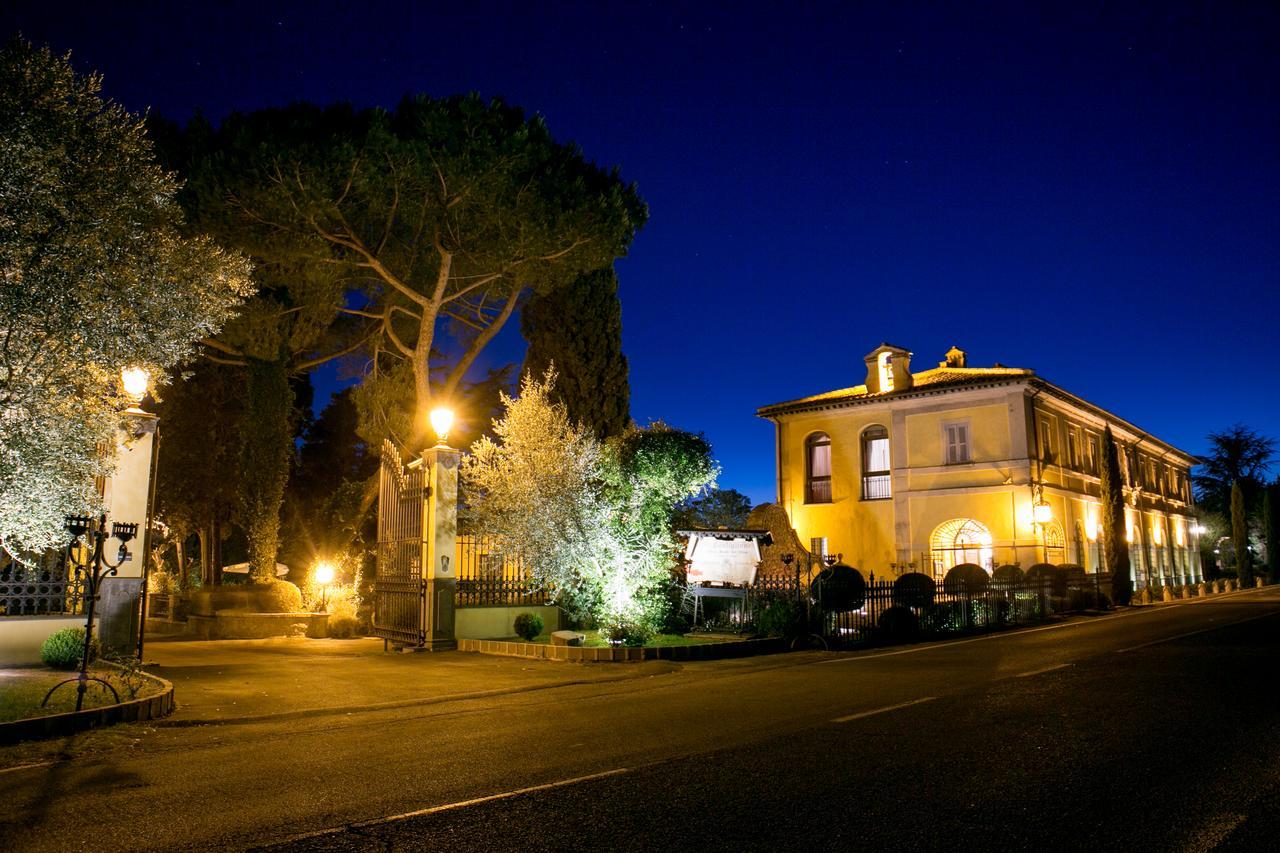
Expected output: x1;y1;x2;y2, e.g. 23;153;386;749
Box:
6;2;1278;502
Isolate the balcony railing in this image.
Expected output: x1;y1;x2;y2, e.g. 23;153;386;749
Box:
861;474;891;500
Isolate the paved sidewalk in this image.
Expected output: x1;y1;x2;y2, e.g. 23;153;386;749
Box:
142;636;679;723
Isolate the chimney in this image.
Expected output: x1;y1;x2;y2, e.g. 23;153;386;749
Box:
941;346;967;368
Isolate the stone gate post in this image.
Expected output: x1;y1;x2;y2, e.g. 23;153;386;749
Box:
420;442;459;651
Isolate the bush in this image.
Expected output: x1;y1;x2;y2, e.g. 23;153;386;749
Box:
755;597;803;638
878;606;920;643
605;621;654;647
327;615;360;639
513;612;545;641
892;572;936;608
253;579;303;612
41;627;97;670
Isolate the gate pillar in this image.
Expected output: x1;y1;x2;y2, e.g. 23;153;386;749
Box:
420;443;460;651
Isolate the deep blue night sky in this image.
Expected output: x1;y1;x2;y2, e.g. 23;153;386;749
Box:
6;2;1278;501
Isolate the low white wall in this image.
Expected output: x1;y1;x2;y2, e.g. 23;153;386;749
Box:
456;605;560;640
0;616;92;666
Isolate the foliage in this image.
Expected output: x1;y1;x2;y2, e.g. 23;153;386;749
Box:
674;488;754;531
147;569;177;596
0;39;252;553
1264;484;1280;585
604;620;654;647
1100;426;1132;605
877;606;920;643
1192;424;1276;517
513;612;545;641
41;627;97;670
102;653;149;700
237;360;297;579
462;371;716;631
521;267;631;439
754;596;802;638
1231;480;1253;585
251;579;303;613
186;96;647;445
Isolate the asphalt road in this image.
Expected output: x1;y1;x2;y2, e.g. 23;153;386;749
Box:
3;588;1279;852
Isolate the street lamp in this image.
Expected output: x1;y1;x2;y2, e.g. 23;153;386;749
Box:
313;560;336;610
428;406;455;446
120;366;149;405
43;514;139;712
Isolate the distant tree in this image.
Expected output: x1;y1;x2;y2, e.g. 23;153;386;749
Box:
1232;479;1253;585
1100;426;1132;604
154;361;247;586
0;39;251;553
675;488;754;531
1193;425;1276;516
1263;483;1279;585
521;267;631;438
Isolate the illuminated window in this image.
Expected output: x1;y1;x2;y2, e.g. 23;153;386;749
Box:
1086;434;1099;474
861;426;891;500
930;518;994;575
810;537;829;562
877;351;894;392
944;421;971;464
1067;426;1083;470
805;433;832;504
1038;417;1057;463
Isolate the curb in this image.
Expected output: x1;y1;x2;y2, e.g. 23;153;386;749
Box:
0;669;175;746
459;636;787;662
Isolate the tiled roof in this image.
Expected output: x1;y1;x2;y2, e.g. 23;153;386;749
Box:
757;366;1034;415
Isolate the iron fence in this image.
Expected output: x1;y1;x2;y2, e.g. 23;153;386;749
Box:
0;548;83;617
454;535;547;607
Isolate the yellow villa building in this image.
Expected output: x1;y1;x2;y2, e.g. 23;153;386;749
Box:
756;343;1203;587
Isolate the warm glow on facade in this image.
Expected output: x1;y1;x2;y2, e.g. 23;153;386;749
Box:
758;343;1202;584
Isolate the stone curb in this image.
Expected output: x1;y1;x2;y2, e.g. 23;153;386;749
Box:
0;668;175;745
459;636;787;662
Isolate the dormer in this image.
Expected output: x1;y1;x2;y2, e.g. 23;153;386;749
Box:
864;343;913;394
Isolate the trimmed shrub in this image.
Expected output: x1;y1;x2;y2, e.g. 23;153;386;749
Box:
513;612;545;641
991;565;1024;588
814;564;867;612
878;606;920;643
41;627;97;670
254;579;303;613
943;563;989;593
892;572;936;608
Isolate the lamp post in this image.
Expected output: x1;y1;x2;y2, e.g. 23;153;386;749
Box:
419;405;459;650
42;514;138;711
313;561;336;611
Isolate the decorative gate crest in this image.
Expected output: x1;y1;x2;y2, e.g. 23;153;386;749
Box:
373;439;428;645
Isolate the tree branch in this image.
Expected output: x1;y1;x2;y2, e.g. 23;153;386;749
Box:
441;287;522;399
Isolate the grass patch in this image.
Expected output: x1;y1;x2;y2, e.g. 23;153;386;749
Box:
0;666;162;724
525;630;731;648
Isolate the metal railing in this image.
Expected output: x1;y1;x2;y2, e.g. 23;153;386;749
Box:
454;535;547;607
0;548;84;617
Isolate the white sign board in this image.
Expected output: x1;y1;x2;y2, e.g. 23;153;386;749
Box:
685;534;761;586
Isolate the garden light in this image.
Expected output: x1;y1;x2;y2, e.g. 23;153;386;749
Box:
428;406;455;445
121;366;149;403
314;561;336;586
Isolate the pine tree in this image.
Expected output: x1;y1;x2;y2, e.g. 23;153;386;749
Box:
1100;426;1132;604
521;268;631;439
1231;479;1254;585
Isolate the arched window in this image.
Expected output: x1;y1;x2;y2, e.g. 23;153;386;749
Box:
930;518;994;576
805;432;832;504
861;426;891;500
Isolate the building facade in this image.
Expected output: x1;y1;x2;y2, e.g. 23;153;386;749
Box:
757;343;1202;586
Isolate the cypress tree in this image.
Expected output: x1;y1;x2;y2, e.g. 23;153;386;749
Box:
1232;479;1254;585
521;267;631;439
1101;426;1132;604
1264;483;1279;585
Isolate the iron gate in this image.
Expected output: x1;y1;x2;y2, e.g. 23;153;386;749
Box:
373;440;427;646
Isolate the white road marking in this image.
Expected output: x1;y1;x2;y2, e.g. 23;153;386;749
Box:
1115;611;1279;654
1015;663;1071;678
831;696;937;724
278;767;632;843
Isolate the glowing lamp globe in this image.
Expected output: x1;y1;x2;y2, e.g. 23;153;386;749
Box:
121;366;149;403
1033;502;1053;525
428;406;455;445
314;561;336;586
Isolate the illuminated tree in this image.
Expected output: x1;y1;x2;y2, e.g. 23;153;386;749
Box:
521;267;631;439
1100;426;1132;604
0;39;251;553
